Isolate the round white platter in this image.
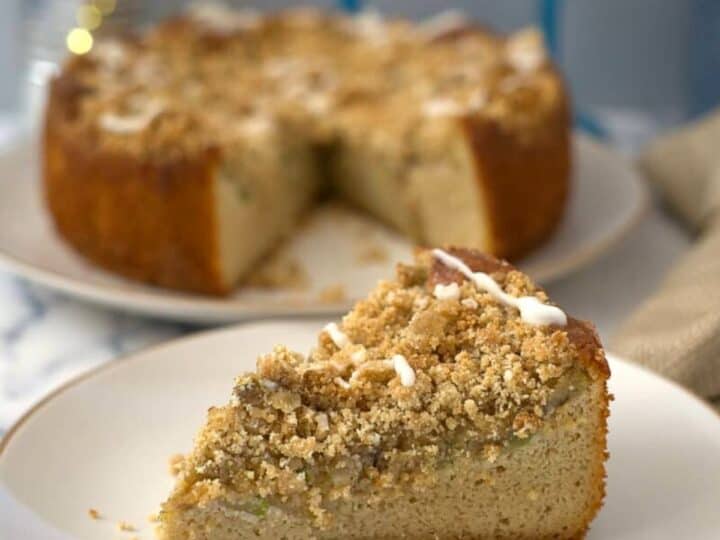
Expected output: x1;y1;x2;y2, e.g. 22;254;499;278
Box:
0;135;647;323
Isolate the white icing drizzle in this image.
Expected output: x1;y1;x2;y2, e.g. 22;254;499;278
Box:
433;282;460;301
334;377;352;390
99;98;165;134
431;249;567;327
505;27;546;73
324;322;350;348
418;9;469;41
392;354;416;387
350;348;367;364
260;379;278;390
422;97;466;118
315;412;329;433
189;4;261;34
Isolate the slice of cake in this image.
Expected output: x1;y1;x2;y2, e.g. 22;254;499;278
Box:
157;247;609;539
44;8;570;295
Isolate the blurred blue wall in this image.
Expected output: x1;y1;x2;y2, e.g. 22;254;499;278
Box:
0;0;713;122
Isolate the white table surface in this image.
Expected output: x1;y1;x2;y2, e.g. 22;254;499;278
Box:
0;117;692;435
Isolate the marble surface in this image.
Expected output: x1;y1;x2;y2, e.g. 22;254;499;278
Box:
0;115;693;435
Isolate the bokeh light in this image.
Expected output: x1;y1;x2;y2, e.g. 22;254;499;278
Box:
93;0;117;16
66;27;94;55
76;5;103;30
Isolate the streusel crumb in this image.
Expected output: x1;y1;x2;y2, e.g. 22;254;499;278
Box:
117;520;136;532
168;454;184;476
174;251;599;526
355;242;388;264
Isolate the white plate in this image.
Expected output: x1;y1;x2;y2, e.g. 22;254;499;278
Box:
0;135;648;323
1;321;719;540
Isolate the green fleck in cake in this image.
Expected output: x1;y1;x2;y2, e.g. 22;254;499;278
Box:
158;247;609;539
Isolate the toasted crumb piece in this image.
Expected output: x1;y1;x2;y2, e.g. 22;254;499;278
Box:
87;508;101;520
168;453;185;476
148;512;160;523
117;520;136;532
317;284;346;304
355;242;388;264
248;254;309;290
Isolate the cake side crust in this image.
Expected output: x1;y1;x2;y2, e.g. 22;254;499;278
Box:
459;69;572;260
43;75;229;295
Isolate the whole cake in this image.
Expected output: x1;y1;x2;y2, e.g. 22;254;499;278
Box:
158;247;609;539
44;7;571;295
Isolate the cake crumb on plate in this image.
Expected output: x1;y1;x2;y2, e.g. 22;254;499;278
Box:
317;284;346;303
247;254;309;290
355;241;388;264
117;520;136;532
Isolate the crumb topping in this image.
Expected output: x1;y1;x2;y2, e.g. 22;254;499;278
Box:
173;250;601;526
168;453;185;477
52;9;559;160
247;253;309;290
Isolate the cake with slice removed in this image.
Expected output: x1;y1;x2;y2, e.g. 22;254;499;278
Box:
44;7;571;295
157;247;609;539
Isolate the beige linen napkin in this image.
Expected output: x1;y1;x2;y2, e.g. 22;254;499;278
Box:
613;110;720;403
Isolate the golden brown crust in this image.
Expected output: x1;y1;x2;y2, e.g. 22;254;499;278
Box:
460;73;571;259
44;76;228;295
